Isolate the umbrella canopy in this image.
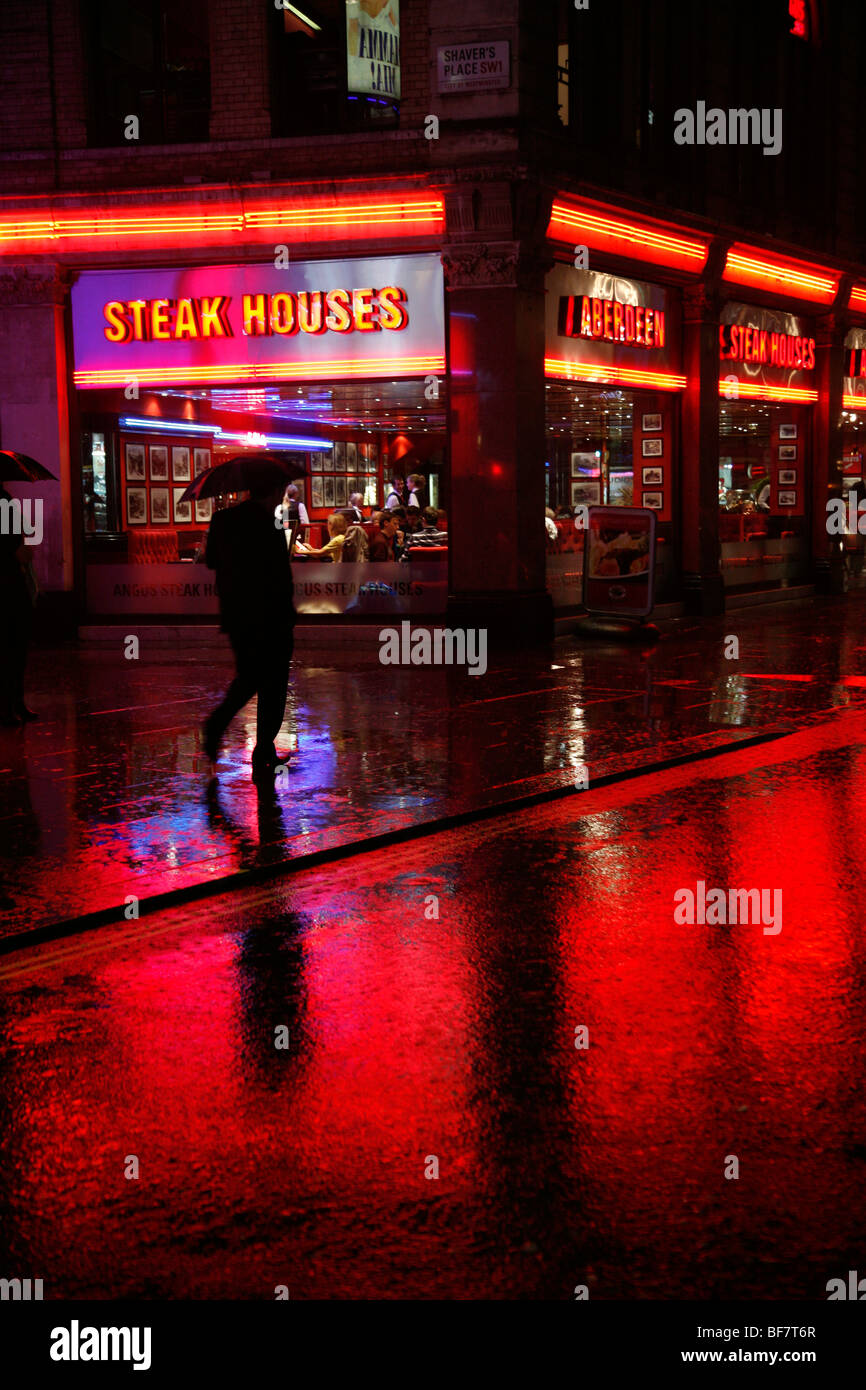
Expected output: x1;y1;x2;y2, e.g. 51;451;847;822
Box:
177;451;308;504
0;451;57;483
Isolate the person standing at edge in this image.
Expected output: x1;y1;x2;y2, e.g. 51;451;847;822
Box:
202;473;296;782
0;484;36;725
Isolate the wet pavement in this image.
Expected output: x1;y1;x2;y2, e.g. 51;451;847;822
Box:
4;594;866;937
1;708;865;1299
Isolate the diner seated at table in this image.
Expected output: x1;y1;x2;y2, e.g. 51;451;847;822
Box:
400;505;449;557
293;511;347;562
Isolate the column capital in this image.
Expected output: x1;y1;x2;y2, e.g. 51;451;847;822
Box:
441;240;552;291
682;280;724;325
814;310;851;349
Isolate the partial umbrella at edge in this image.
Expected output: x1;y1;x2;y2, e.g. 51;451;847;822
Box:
0;452;58;483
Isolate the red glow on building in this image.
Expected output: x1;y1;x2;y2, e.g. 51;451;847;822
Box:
547;201;709;273
718;379;818;404
0;196;445;254
723;244;837;304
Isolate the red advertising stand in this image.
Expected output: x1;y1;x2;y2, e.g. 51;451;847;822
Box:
580;505;658;638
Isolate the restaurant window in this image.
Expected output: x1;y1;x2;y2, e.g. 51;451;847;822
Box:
718;400;810;590
270;1;400;138
83;0;210;146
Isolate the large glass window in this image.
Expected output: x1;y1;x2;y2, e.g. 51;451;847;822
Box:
83;0;210;146
718;400;810;589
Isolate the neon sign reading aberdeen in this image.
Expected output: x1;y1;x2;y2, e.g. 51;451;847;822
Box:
560;294;666;349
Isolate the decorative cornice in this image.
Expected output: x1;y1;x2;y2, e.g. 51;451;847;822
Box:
0;266;71;307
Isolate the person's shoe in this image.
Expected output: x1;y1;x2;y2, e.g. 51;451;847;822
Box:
14;703;37;722
251;749;292;782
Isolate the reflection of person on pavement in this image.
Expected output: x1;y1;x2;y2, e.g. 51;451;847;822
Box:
202;475;296;782
0;485;37;725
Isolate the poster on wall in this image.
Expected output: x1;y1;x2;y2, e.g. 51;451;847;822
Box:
150;488;170;524
195;498;213;523
583;506;656;619
126;488;147;525
173;487;192;523
311;477;324;509
346;0;401;102
172;447;191;482
194;448;211;477
149;446;168;481
125;443;146;481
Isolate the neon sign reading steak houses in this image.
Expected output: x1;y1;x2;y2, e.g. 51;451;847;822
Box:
103;287;409;342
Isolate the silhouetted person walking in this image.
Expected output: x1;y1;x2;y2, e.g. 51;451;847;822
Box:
202;474;296;781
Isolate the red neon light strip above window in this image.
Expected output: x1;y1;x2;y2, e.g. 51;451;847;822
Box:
548;202;709;272
545;357;687;391
0;197;445;252
723;245;837;303
849;286;866;311
73;353;447;388
718;379;818;404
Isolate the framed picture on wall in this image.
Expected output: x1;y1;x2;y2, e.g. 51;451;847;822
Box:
346;442;358;469
779;424;798;440
571;480;601;506
368;441;378;467
642;466;663;485
172;446;191;481
642;491;663;509
778;490;798;507
125;443;146;481
194;447;211;477
641;438;663;457
150;487;170;524
571;451;598;477
323;476;335;506
195;498;213;523
311;477;324;508
126;487;147;524
642;413;662;432
149;445;168;481
310;452;323;472
335;477;347;506
778;469;797;485
364;476;378;506
173;486;192;523
333;442;346;470
778;444;797;461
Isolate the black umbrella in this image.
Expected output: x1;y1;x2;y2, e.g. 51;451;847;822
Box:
178;451;309;504
0;451;57;483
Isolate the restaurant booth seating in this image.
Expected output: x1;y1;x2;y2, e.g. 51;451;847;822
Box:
128;529;179;564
